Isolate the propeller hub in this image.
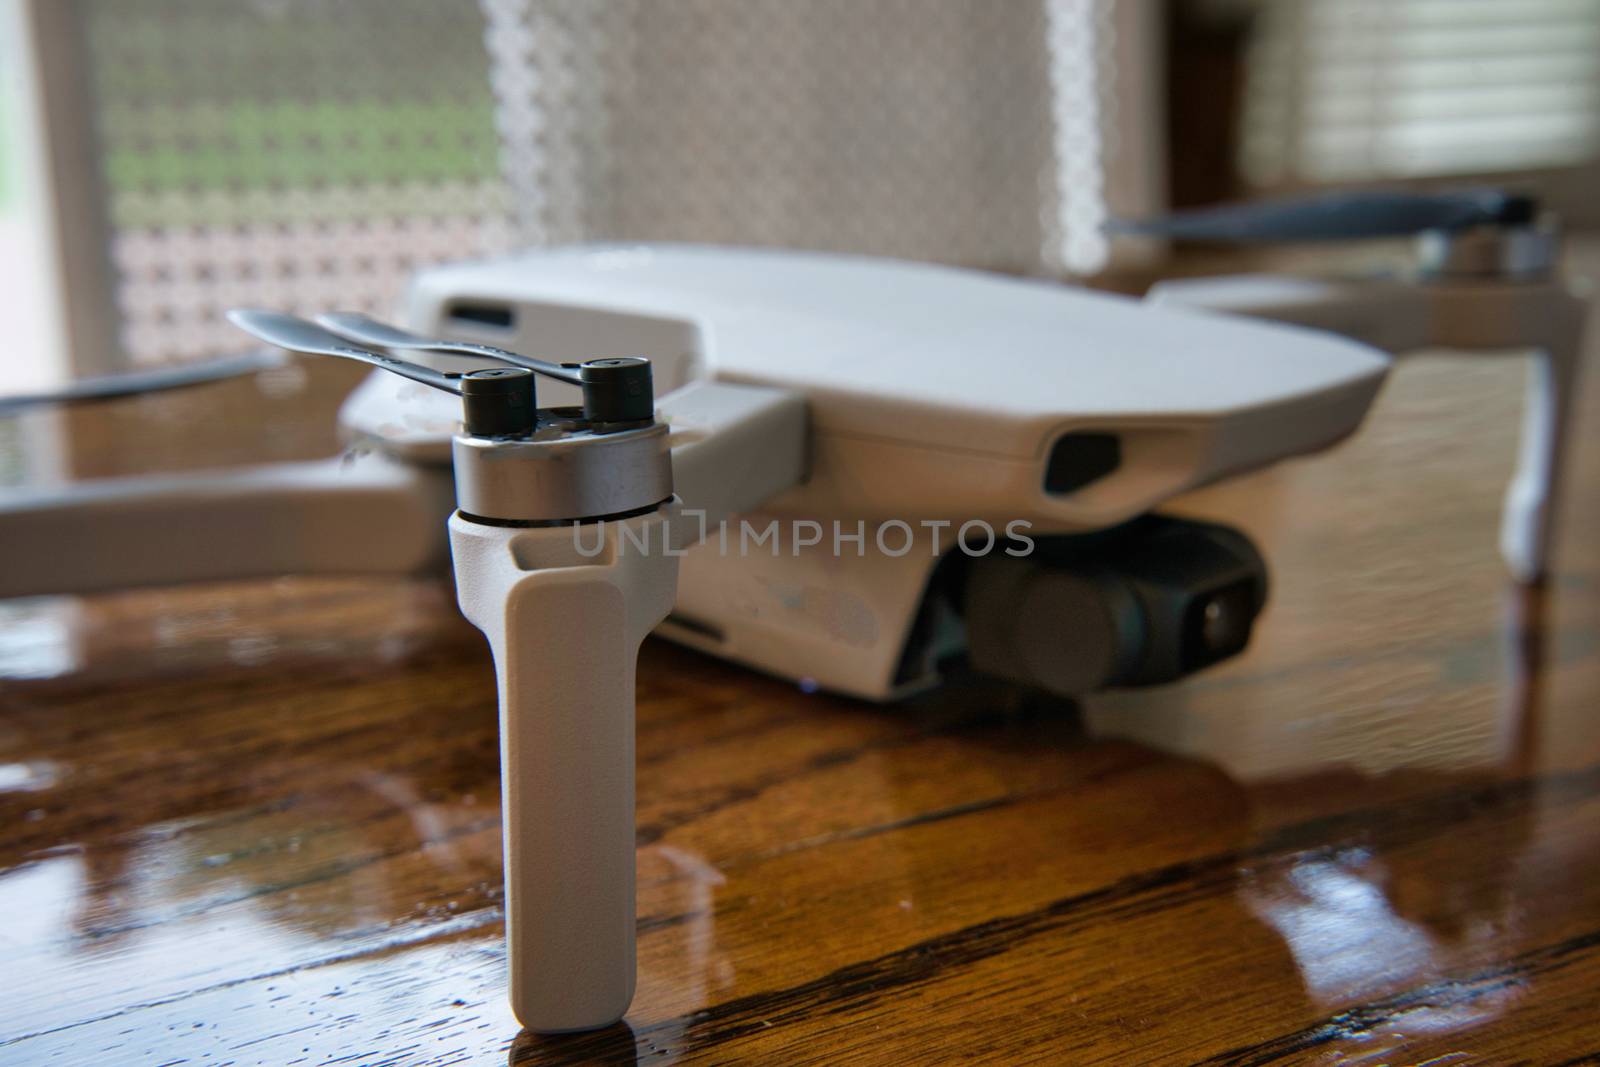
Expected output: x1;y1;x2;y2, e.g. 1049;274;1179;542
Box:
1417;219;1559;282
452;419;673;524
460;367;537;438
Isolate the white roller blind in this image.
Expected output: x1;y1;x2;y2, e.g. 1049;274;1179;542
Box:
1241;0;1600;184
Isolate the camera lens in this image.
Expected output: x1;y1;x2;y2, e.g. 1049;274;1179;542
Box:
1185;578;1256;669
960;517;1267;696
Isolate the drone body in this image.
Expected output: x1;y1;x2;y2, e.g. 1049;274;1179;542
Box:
382;245;1387;698
403;246;1385;523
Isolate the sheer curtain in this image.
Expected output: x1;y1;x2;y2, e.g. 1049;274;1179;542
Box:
22;0;1161;371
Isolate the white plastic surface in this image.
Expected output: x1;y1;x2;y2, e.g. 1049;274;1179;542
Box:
448;505;679;1033
664;519;950;700
0;453;451;598
1145;274;1433;354
656;379;808;537
408;244;1389;530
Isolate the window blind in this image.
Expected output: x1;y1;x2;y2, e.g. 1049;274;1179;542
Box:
1241;0;1600;185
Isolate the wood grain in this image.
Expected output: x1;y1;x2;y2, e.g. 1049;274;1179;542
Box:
1;244;1597;1065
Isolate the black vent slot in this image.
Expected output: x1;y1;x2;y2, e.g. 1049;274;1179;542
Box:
664;612;725;643
447;303;515;330
1044;432;1121;495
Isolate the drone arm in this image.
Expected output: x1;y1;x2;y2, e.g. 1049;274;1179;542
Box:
1144;274;1433;353
1148;275;1592;582
1425;282;1591;583
448;507;678;1033
658;379;808;539
0;452;453;598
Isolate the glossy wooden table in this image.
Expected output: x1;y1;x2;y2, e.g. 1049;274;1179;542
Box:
2;254;1598;1066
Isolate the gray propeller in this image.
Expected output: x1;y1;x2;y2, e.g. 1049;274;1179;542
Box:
1109;188;1535;243
315;311;584;386
227;309;465;393
0;349;286;415
229;309;540;437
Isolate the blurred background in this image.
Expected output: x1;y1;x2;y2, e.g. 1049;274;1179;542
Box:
2;0;1598;391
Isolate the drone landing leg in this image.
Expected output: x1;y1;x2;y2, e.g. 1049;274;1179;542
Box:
448;506;679;1033
1502;326;1586;584
1427;280;1592;585
1147;274;1593;584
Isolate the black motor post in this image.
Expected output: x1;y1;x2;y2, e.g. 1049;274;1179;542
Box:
461;367;537;437
580;358;654;425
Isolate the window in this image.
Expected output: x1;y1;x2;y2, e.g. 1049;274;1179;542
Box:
2;0;70;393
1241;0;1600;185
83;0;510;365
13;0;1160;376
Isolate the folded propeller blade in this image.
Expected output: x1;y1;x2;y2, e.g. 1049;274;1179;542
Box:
316;312;584;387
0;349;287;415
226;309;463;394
1109;188;1534;243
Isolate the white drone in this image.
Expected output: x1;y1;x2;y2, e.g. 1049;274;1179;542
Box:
0;188;1586;1033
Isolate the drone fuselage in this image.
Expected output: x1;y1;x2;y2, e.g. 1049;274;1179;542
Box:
367;244;1387;698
